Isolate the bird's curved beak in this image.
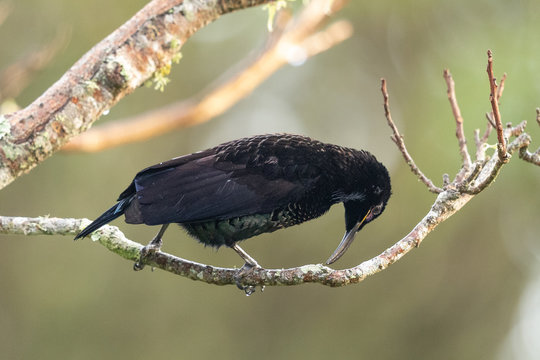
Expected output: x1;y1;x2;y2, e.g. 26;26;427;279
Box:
325;208;372;265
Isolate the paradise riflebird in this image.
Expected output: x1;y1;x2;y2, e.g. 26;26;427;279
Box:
75;134;391;268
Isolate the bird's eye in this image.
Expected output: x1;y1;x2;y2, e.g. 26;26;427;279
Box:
372;203;383;216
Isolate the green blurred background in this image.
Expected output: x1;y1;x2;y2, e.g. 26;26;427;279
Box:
1;0;539;359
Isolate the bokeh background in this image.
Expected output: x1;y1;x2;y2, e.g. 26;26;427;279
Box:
1;0;539;359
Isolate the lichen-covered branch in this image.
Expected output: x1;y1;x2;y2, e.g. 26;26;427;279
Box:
0;188;474;287
0;216;141;261
519;145;540;165
518;109;540;166
0;0;273;190
62;0;352;153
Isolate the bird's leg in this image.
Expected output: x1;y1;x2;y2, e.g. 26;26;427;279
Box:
232;244;260;268
231;244;263;295
133;224;169;271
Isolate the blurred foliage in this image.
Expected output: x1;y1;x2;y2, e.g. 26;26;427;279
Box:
0;0;539;359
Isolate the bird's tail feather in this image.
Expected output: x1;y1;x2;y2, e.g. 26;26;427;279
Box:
74;195;134;239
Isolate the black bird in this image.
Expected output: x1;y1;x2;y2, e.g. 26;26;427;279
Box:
75;134;391;267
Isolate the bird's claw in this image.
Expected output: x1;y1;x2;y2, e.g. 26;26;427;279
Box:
235;262;264;296
133;242;161;271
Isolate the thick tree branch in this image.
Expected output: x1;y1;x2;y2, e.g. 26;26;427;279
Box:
0;0;274;190
62;0;352;152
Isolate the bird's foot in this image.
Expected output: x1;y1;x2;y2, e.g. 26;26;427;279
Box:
235;262;264;296
133;240;162;271
134;224;168;271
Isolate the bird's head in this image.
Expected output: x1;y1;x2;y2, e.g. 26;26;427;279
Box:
326;157;391;265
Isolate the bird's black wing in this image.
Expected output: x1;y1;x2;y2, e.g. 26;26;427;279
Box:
129;151;321;225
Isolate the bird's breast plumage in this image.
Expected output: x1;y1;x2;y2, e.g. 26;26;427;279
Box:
182;200;332;247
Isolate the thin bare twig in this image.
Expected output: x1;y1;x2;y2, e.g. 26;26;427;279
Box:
497;73;507;100
443;69;472;173
443;69;472;185
381;79;443;193
480;122;493;143
487;50;509;162
485;112;496;128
